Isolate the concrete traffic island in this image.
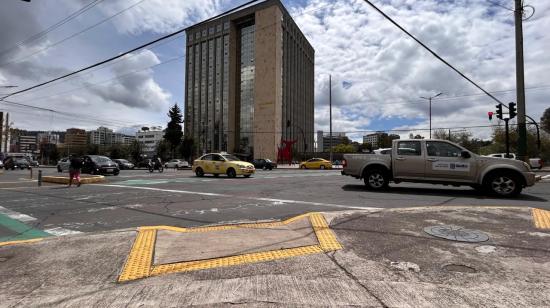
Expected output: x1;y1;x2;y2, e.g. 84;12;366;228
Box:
41;175;105;185
1;207;549;306
118;213;342;282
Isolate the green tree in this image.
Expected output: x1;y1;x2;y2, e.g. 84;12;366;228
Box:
541;107;550;134
178;136;195;160
379;133;400;148
129;139;142;163
164;103;183;156
332;144;356;153
156;139;171;161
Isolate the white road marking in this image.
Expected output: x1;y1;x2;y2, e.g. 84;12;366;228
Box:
96;184;381;211
541;175;550;180
97;184;229;197
0;205;37;222
44;227;83;236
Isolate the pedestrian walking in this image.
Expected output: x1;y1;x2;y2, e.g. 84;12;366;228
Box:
68;154;83;187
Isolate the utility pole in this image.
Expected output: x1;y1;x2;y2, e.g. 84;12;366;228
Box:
515;0;527;161
3;113;9;152
329;75;333;164
0;112;3;153
420;92;442;139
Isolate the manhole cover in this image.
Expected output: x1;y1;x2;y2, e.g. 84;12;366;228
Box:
443;264;477;273
424;225;489;242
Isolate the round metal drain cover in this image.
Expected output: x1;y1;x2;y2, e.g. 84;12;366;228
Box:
424;225;489;242
443;264;477;273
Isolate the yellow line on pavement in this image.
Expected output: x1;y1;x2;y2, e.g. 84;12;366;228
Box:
0;238;43;247
118;213;342;283
532;208;550;229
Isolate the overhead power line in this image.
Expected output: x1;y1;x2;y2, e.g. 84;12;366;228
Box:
0;99;143;127
0;0;104;59
0;0;261;101
13;54;185;105
0;0;147;69
360;0;506;106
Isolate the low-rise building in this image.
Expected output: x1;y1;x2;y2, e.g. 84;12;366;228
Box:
136;127;164;156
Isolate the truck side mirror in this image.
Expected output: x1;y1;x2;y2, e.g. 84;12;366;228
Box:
461;151;471;159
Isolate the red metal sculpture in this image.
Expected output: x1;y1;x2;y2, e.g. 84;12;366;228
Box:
277;139;297;164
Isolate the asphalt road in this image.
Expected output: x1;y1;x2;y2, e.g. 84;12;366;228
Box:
1;167;549;241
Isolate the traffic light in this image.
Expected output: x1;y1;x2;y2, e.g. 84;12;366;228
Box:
508;102;517;119
488;111;493;121
495;104;503;120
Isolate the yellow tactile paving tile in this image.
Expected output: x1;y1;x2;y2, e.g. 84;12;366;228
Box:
118;213;342;283
532;208;550;229
118;229;156;282
150;245;323;276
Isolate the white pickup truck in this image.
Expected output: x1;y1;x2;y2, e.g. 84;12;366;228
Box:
341;139;537;197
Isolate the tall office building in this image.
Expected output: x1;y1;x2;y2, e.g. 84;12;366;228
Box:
184;0;314;160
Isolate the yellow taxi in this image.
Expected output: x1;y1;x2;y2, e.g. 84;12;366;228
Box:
192;153;255;178
299;158;332;169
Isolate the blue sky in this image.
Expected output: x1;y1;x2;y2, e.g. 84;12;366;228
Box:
1;0;549;141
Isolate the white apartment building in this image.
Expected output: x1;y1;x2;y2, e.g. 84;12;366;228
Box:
136;127;164;155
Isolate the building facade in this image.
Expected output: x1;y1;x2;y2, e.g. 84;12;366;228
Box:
65;128;87;148
136;128;164;156
316;131;349;152
363;132;383;149
184;0;314;160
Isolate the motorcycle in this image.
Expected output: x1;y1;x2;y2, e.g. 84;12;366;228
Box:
148;161;164;173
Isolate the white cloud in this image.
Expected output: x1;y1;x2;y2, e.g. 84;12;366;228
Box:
293;0;550;141
97;0;224;34
87;50;171;111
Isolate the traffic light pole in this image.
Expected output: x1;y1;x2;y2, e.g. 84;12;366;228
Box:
504;118;510;158
515;0;527;161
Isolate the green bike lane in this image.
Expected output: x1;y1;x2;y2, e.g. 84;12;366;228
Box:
0;212;52;243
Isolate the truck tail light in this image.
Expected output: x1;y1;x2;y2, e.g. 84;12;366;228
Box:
342;159;347;168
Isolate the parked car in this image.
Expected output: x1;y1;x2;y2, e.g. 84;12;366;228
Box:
82;155;120;175
300;158;332;169
3;157;30;170
30;160;40;167
193;153;255;178
164;159;190;169
0;159;3;169
486;153;543;170
487;153;517;159
251;159;277;170
342;139;537;197
57;157;71;172
373;148;392;155
528;158;544;170
113;159;135;170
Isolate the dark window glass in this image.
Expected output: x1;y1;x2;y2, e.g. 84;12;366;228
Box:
397;141;421;156
426;142;462;157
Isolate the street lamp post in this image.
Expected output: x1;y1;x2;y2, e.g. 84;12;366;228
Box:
420;92;442;139
329;75;332;163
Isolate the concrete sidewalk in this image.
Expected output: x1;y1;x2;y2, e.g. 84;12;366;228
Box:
1;206;549;307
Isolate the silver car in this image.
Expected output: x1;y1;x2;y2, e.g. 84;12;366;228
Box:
164;159;189;169
57;157;71;172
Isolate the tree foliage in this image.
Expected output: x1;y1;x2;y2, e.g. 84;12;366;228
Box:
129;139;143;163
541;107;550;134
164;103;183;153
178;136;195;160
331;144;356;153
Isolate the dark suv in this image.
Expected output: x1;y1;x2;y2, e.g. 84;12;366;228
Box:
3;157;31;170
82;155;120;175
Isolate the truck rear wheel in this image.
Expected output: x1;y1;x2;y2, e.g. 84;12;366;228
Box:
363;168;389;190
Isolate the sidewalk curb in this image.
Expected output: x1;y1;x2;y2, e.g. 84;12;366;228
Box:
42;175;105;184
